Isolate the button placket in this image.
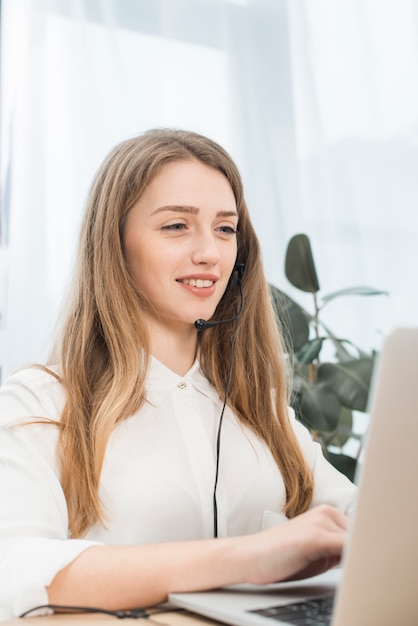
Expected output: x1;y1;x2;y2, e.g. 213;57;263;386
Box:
173;382;215;537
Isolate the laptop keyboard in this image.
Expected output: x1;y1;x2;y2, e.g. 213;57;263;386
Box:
247;595;334;625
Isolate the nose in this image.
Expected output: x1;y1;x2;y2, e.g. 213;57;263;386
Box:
191;229;221;267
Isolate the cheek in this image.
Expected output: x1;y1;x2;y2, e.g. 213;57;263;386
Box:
123;236;151;284
124;236;175;295
124;229;154;266
227;244;238;271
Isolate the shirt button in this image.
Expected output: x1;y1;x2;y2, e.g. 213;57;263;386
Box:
177;382;187;389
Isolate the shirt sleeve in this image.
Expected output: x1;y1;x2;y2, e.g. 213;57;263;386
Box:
0;370;101;620
288;408;358;517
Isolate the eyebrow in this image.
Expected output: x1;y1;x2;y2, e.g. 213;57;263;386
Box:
151;205;238;219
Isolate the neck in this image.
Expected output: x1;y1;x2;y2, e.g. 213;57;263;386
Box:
149;324;198;376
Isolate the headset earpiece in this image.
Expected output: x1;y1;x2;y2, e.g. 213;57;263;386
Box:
234;261;245;280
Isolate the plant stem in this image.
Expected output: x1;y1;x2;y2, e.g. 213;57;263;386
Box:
313;291;320;339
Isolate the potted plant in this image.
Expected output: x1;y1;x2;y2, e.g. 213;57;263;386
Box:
269;233;388;481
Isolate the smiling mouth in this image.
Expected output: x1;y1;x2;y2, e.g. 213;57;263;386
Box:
179;278;214;288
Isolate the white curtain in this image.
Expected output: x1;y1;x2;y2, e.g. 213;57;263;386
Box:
1;0;418;381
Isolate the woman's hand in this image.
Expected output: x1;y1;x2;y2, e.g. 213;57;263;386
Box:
244;504;349;585
48;504;348;610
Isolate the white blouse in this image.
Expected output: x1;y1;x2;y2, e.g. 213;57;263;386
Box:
0;358;356;619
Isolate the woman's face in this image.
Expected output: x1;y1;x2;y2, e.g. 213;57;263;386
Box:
123;159;238;333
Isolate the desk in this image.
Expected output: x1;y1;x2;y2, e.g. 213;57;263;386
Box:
2;610;216;626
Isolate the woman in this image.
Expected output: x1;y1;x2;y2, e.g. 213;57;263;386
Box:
0;129;356;619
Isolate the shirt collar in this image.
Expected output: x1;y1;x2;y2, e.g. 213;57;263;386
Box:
145;356;220;407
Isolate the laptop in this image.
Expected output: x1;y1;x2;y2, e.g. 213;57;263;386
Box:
169;327;418;625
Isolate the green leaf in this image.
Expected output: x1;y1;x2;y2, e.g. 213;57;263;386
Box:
296;379;341;433
285;234;320;294
268;284;310;353
293;362;310;381
327;338;359;362
296;337;324;364
325;451;358;482
325;406;354;448
317;358;375;412
321;286;389;306
329;338;370;361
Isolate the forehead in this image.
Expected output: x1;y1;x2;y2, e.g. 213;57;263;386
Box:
142;159;237;209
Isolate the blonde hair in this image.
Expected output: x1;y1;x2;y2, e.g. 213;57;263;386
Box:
50;129;313;537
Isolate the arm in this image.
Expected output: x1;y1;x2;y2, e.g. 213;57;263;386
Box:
0;370;348;617
48;504;348;610
0;370;103;619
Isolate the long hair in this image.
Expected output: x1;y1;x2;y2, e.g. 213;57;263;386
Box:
50;129;313;537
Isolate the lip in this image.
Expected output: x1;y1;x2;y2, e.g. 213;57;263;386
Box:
176;274;219;282
176;274;219;298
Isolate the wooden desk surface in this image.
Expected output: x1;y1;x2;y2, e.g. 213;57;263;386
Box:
2;609;218;626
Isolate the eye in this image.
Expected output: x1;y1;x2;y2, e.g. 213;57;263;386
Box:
161;223;187;231
216;225;237;235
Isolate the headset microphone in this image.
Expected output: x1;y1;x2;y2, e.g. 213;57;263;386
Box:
194;261;245;537
194;262;245;332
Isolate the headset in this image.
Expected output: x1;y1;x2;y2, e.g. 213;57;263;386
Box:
194;261;245;537
194;262;245;332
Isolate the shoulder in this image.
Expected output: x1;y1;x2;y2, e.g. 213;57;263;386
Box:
1;364;62;391
0;365;65;427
